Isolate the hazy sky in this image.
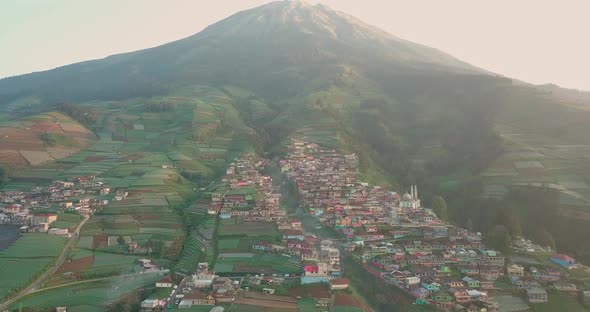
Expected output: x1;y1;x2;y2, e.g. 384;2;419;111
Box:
1;0;589;90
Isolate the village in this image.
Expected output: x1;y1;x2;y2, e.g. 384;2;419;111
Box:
2;140;589;312
0;176;118;236
278;137;590;311
138;152;359;311
135;138;590;312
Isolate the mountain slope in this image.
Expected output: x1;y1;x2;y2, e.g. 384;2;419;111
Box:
0;112;96;169
1;0;590;262
0;1;480;105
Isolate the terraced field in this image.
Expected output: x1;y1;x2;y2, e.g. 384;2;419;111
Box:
0;85;256;307
214;252;302;275
0;112;97;169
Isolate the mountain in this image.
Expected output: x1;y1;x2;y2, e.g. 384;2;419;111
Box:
2;0;590;261
0;1;480;104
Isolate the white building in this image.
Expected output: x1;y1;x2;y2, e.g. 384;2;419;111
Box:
399;185;421;209
191;269;215;288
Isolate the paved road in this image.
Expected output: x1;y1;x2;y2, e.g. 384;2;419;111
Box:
0;215;90;310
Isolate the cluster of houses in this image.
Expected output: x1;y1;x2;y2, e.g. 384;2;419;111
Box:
140;263;238;311
280;138;582;311
216;153;351;290
208;154;286;223
0;176;113;235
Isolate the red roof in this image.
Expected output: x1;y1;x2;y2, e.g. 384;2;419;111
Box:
158;276;173;284
552;254;575;261
330;278;350;286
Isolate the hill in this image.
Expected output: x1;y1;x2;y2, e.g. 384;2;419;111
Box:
0;112;96;169
1;0;590;263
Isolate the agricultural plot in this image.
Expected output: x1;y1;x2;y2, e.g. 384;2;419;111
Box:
0;112;96;169
11;271;165;310
0;234;66;299
174;233;205;275
219;222;279;237
217;238;256;253
51;213;83;229
214;252;301;275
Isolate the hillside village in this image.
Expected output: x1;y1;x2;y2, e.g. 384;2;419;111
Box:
137;138;590;311
0;176;115;235
278;138;588;311
2;140;590;312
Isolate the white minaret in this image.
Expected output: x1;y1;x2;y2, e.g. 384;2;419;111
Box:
414;185;418;199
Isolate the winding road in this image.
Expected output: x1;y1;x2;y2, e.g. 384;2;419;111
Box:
0;215;90;310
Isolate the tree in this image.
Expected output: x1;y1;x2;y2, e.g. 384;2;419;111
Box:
465;218;474;232
117;236;126;245
431;195;448;221
533;227;557;251
486;225;512;252
507;214;523;238
0;166;7;186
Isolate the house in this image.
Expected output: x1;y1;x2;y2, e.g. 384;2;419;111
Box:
140;299;160;311
156;276;173;288
252;241;272;251
329;278;350;290
405;276;421;287
506;263;525;278
453;290;471;303
478;266;500;280
32;214;57;225
552;281;577;292
466;289;487;302
431;290;453;304
180;289;215;307
447;280;465;289
479;280;494;290
550;254;576;268
282;229;305;241
463;276;480;288
213;286;237;303
526;288;548;303
413;287;430;299
48;228;69;236
421;279;441;292
191;269;215;288
540;269;561;282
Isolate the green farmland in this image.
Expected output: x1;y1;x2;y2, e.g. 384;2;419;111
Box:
214;252;301;275
0;234;66;299
10;272;165;311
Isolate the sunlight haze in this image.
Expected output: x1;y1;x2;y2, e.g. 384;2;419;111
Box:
0;0;588;90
